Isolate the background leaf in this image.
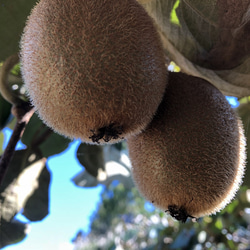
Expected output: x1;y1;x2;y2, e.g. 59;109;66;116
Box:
143;0;250;97
0;219;29;249
0;93;12;131
73;144;133;189
0;0;36;61
21;113;71;158
0;150;47;222
76;143;105;177
71;170;99;188
22;166;51;221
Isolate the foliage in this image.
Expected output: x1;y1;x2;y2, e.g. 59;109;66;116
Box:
0;0;249;249
72;183;250;250
0;0;37;62
72;183;165;250
0;62;133;248
142;0;250;97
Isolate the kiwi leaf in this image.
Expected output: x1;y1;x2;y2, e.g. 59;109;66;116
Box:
0;219;28;249
148;0;249;66
170;228;195;249
76;143;105;178
0;0;37;61
72;170;99;188
0;93;12;131
0;150;48;223
22;166;51;221
145;0;250;96
76;143;126;178
74;144;133;188
21;113;71;158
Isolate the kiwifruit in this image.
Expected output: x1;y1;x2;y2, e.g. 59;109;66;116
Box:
20;0;167;144
127;72;246;221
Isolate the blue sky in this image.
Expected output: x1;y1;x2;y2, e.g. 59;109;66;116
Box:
3;131;103;250
3;96;239;250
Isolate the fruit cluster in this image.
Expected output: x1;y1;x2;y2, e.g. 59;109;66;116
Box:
20;0;246;222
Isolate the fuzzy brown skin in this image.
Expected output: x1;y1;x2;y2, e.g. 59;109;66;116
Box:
20;0;167;144
127;72;246;219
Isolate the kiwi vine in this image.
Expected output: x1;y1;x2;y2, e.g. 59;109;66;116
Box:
89;123;124;144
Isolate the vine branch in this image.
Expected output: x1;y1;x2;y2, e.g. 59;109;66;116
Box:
0;54;34;185
0;105;34;184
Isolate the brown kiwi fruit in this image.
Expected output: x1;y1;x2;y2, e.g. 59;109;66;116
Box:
20;0;167;144
127;72;246;222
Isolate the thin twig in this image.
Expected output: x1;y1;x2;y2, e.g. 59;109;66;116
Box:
0;105;35;185
0;54;35;185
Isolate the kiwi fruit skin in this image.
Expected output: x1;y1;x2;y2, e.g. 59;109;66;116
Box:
127;72;246;218
20;0;168;144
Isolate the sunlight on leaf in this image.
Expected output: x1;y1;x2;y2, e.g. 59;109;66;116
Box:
144;0;250;97
170;0;180;26
203;216;213;223
13;157;46;211
10;63;21;76
225;199;239;214
215;218;223;230
168;61;181;72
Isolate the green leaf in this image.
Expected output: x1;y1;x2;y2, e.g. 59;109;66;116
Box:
170;0;180;26
113;142;127;151
0;150;46;221
215;218;223;230
11;62;21;76
225;199;239;214
76;143;105;177
0;0;37;61
143;0;250;97
7;72;28;103
22;165;51;221
21;113;71;157
1;150;30;190
227;240;237;250
72;170;98;188
74;144;133;188
39;133;71;158
170;228;195;249
0;219;28;249
0;93;12;131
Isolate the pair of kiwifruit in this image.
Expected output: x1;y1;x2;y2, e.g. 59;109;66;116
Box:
20;0;246;222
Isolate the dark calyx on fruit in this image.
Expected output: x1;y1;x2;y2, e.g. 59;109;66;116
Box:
165;205;196;223
89;123;124;144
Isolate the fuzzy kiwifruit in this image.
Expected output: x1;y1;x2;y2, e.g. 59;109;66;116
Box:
127;72;246;222
20;0;167;144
